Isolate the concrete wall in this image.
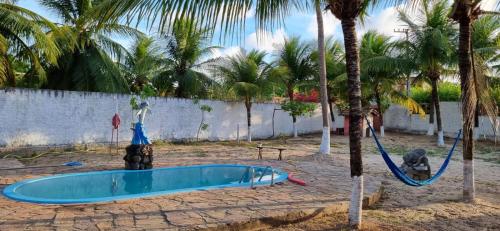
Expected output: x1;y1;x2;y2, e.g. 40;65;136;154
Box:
0;88;345;147
384;102;500;140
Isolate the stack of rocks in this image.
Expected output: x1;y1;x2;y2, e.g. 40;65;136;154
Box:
123;144;154;170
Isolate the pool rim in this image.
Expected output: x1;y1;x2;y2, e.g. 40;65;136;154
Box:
2;164;288;205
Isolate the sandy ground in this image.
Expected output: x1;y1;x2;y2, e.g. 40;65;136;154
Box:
263;132;500;231
1;131;499;230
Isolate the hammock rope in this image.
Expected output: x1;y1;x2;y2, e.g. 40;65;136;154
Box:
365;118;461;186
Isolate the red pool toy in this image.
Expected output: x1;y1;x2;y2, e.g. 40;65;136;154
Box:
287;174;306;186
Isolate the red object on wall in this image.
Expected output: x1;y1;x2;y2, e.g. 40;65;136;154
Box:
112;113;121;129
372;114;381;131
344;116;350;136
343;115;371;136
293;89;320;103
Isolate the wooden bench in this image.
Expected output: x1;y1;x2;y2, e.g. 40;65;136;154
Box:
257;144;287;160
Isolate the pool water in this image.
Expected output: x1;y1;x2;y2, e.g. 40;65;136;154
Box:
3;164;287;204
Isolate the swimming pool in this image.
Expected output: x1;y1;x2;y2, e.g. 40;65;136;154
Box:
3;164;288;204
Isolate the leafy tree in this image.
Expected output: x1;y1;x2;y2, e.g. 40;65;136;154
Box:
281;101;317;117
469;15;499;139
398;0;457;146
0;0;61;87
153;19;219;98
312;38;347;130
193;99;212;141
122;36;165;94
272;36;316;137
216;49;271;142
360;31;425;137
42;0;141;93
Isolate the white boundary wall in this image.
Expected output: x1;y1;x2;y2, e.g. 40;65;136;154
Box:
0;88;344;147
384;102;500;140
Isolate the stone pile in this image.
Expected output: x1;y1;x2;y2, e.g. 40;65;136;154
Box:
124;144;154;170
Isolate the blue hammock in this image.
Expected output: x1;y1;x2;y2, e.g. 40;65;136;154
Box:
366;119;461;186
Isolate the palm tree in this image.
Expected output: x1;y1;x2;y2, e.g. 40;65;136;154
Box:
122;36;165;94
469;15;499;140
326;1;370;227
322;39;346;131
0;0;61;87
273;36;316;137
152;19;219;98
217;49;271;142
450;0;499;202
398;0;456;146
41;0;142;93
360;31;425;137
314;0;331;155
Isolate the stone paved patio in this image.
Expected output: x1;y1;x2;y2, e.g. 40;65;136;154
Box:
0;137;383;231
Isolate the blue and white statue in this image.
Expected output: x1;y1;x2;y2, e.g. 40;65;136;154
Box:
131;101;151;145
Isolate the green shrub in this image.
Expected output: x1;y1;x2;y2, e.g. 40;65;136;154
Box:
491;87;500;108
410;82;461;103
438;82;461;101
281;101;317;118
410;87;431;104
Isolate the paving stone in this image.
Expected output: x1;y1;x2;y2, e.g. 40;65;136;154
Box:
166;211;205;227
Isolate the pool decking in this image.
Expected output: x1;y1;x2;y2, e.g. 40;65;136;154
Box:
0;138;383;230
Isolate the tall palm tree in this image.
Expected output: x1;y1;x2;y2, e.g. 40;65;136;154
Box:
398;0;457;146
326;1;369;227
315;0;331;155
450;0;499;202
360;31;426;137
217;49;271;142
153;19;219;98
323;38;346;131
41;0;142;93
273;36;316;137
122;36;165;94
0;0;61;87
470;15;499;139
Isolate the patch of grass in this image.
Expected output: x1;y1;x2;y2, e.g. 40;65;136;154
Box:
152;139;169;146
194;152;208;157
384;146;410;156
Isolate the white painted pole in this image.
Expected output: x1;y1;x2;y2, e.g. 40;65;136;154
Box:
237;124;240;144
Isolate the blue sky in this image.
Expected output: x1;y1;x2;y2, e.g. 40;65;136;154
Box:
18;0;499;58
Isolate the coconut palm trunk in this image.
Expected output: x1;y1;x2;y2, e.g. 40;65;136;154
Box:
430;76;444;146
427;99;435;135
473;103;480;140
288;86;298;137
245;98;252;142
455;3;476;202
375;89;384;137
329;96;337;131
315;0;330;155
341;17;364;229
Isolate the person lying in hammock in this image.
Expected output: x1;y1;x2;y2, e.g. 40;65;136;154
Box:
400;149;431;180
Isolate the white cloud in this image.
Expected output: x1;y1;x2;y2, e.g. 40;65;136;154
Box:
358;6;403;39
245;28;288;52
479;0;498;11
211;46;242;58
307;12;341;38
